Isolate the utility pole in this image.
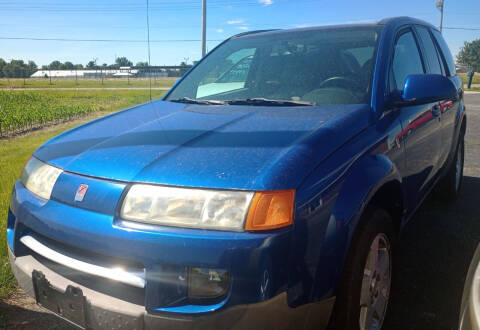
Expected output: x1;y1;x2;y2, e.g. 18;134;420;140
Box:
147;0;152;100
201;0;206;57
436;0;444;33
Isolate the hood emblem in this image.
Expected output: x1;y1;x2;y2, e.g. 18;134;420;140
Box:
75;184;89;202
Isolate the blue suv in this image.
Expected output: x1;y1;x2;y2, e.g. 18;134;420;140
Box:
7;17;465;330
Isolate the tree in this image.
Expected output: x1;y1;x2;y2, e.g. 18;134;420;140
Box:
48;60;62;70
86;60;96;69
74;64;84;69
63;61;75;70
3;60;28;78
115;56;133;67
27;60;37;75
457;39;480;72
0;58;6;78
136;61;148;67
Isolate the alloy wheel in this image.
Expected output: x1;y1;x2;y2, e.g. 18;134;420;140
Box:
359;233;391;330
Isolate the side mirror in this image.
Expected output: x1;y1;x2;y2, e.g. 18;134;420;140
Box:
389;74;457;108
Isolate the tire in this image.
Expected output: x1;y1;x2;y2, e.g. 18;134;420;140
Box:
436;135;464;203
328;207;395;330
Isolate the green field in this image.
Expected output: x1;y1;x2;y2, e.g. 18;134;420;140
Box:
0;88;170;298
459;72;480;86
0;77;177;89
0;89;167;137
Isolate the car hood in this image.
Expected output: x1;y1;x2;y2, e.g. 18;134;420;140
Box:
34;100;371;190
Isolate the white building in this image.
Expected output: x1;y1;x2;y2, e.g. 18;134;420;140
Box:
30;69;139;78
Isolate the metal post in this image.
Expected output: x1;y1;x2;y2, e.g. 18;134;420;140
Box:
202;0;206;57
436;0;444;33
147;0;152;100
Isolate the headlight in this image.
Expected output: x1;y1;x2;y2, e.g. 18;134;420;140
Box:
121;184;295;232
20;157;63;200
121;184;254;231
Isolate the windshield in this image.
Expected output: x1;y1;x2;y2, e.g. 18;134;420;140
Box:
166;26;382;106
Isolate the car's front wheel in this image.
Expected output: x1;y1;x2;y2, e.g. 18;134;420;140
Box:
329;207;394;330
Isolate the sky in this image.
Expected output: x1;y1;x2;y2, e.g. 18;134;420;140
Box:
0;0;479;67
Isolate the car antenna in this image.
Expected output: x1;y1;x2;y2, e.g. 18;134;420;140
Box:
146;0;152;101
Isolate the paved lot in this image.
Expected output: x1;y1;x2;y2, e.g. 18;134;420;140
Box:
1;94;480;329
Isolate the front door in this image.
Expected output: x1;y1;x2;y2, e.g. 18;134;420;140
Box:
390;28;443;211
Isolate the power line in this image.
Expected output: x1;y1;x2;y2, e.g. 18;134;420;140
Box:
443;27;480;31
0;1;271;12
0;0;324;13
0;37;223;42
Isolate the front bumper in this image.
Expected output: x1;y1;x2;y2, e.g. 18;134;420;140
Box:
8;246;335;330
8;175;335;329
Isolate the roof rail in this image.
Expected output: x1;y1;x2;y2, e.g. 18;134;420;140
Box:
230;29;280;39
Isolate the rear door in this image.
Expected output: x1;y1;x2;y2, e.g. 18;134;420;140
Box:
414;25;453;168
431;29;463;166
391;28;442;210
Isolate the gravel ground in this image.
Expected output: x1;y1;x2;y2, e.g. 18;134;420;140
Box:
1;93;479;330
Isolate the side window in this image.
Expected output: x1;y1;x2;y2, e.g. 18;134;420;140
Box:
433;41;446;76
390;30;425;92
432;30;456;76
416;26;443;75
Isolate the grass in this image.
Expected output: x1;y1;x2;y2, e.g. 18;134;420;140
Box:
459;72;480;86
0;88;169;298
0;77;177;89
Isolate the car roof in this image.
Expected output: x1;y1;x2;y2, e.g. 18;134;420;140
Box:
230;16;438;39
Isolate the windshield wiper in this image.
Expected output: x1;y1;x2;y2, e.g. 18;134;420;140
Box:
169;97;227;105
225;98;314;107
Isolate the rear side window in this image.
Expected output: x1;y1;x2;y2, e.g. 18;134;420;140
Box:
416;26;443;75
432;30;456;76
390;30;425;91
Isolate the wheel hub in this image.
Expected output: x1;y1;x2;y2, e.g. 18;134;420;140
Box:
359;233;391;330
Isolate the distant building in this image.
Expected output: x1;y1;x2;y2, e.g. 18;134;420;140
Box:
135;68;169;78
31;69;139;78
455;64;469;74
31;65;191;78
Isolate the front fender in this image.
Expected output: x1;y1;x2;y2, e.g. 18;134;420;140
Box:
333;153;402;245
289;151;403;305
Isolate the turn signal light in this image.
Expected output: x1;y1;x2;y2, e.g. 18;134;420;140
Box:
245;189;295;231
